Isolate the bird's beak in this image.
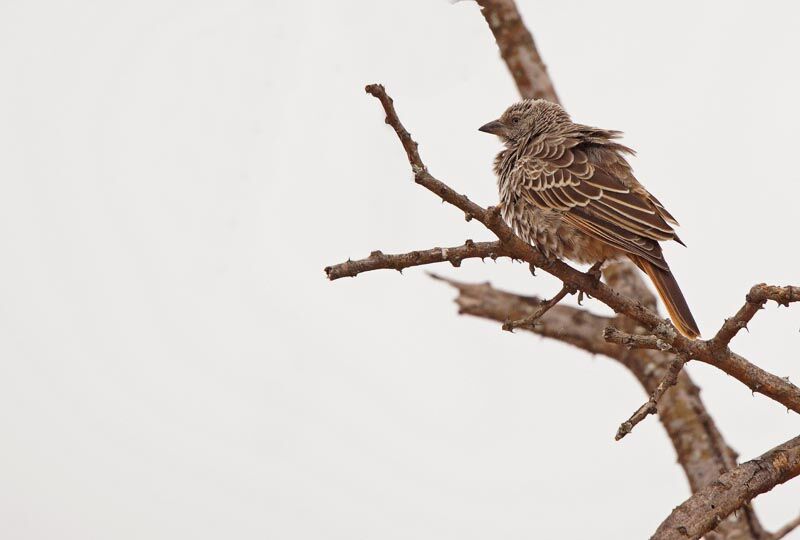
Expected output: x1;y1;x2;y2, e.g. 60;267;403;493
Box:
478;119;506;136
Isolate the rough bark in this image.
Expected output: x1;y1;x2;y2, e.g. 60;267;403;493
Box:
435;273;766;540
476;0;559;103
652;435;800;540
326;1;800;537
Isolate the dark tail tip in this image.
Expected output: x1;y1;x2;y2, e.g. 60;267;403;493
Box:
635;258;701;339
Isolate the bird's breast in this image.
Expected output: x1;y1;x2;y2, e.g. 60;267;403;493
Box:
499;188;621;264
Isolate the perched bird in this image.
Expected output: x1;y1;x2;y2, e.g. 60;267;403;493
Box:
479;100;700;338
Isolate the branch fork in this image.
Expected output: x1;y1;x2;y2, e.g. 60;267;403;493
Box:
326;4;800;536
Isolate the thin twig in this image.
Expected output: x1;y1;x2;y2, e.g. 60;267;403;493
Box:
615;355;688;441
325;240;509;280
603;327;672;351
711;284;800;350
502;282;576;331
329;3;798;535
340;83;800;417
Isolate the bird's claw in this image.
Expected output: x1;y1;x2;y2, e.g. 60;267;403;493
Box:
587;260;604;287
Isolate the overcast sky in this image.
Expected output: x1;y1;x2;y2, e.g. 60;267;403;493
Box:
0;1;799;538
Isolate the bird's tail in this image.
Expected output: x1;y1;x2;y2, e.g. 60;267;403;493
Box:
629;256;701;339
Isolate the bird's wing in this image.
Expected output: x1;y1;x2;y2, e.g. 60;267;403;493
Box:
512;139;677;270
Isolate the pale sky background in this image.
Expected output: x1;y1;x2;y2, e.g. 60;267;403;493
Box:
0;1;798;539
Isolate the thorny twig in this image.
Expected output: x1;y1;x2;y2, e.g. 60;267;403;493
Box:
603;327;672;352
327;2;798;537
327;83;800;420
502;282;576;331
615;354;688;441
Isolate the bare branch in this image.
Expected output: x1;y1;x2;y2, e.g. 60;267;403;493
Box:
475;0;559;103
331;4;794;537
750;284;800;306
435;276;743;494
603;327;672;352
324;240;509;280
712;284;800;350
615;355;687;441
432;273;620;357
344;83;800;417
364;84;426;173
502;282;576;331
471;15;773;536
652;435;800;540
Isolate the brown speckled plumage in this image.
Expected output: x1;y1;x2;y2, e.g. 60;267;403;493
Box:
480;99;700;338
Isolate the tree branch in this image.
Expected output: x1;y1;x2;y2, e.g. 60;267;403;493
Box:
615;354;687;441
324;240;510;280
652;435;800;540
502;282;576;331
431;273;620;358
434;272;771;537
711;284;800;350
347;82;800;418
328;2;792;537
475;0;559;102
603;327;672;352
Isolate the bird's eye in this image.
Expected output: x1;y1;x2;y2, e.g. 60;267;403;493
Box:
511;116;520;124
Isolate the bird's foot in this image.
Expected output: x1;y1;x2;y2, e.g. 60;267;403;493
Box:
587;260;604;286
541;256;557;270
576;261;604;305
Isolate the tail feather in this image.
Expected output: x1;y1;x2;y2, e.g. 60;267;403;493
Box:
629;256;701;339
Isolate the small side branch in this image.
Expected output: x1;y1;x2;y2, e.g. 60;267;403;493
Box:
502;282;576;331
615;355;687;441
326;84;800;417
750;284;800;306
365;84;426;173
325;240;509;280
711;284;800;350
603;327;672;352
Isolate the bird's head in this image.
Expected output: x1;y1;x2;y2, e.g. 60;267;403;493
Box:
479;99;571;144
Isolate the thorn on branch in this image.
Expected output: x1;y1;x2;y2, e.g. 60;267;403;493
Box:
324;240;508;280
345;84;800;418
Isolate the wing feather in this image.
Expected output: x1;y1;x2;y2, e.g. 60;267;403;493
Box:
511;137;681;264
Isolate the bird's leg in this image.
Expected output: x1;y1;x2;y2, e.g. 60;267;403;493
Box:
577;260;604;305
540;256;557;270
587;260;604;285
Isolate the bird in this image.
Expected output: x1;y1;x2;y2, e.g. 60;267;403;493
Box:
479;99;700;338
